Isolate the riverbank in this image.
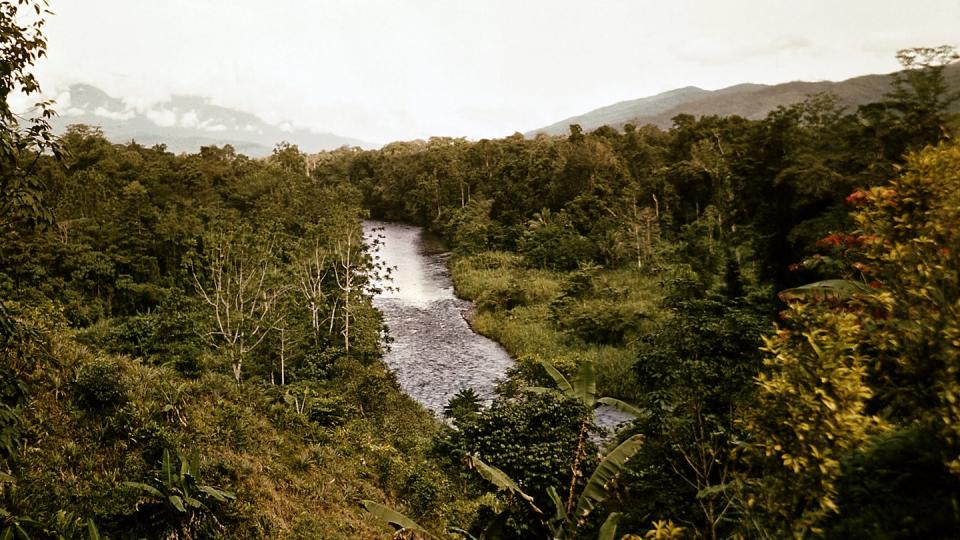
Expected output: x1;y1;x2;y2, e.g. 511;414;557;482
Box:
448;250;666;403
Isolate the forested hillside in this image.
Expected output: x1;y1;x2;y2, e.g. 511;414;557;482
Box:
3;1;960;538
309;45;960;539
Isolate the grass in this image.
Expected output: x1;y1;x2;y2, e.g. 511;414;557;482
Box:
8;321;474;539
450;251;666;402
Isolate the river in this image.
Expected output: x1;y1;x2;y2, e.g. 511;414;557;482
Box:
363;220;633;435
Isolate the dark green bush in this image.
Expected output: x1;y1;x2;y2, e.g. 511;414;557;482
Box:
74;358;127;410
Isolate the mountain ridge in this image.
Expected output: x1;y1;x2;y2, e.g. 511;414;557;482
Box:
528;63;960;136
50;83;376;157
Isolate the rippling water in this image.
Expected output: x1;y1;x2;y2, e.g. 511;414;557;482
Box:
363;220;633;434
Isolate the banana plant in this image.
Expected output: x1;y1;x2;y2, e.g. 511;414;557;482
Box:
529;359;646;517
123;449;235;515
531;359;646;419
364;444;641;539
545;435;644;539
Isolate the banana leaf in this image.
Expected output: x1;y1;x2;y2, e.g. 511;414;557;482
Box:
361;500;437;539
778;279;876;302
572;435;643;524
466;455;542;514
596;397;646;419
598;512;622;540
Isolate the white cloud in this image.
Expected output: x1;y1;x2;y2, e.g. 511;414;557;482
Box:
93;106;135;121
179;110;199;128
145;108;177;127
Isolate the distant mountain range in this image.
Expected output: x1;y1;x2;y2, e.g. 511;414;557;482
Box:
50;84;374;157
528;62;960;136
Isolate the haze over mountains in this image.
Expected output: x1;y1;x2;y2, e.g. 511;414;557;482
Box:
49;84;374;157
528;62;960;136
49;63;960;152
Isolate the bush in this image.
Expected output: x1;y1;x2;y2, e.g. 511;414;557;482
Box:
74;358;127;410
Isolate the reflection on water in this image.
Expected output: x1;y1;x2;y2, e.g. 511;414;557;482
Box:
363;220;633;435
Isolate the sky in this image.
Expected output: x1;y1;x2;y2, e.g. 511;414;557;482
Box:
27;0;960;144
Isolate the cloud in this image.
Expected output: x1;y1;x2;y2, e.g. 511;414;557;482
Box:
93;106;135;121
146;108;177;127
179;110;199;128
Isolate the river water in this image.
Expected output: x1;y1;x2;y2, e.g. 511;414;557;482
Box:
363;220;632;434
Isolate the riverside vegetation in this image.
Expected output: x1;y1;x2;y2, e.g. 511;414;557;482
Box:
2;2;960;538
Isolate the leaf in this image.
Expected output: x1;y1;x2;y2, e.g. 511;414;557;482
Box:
597;397;646;419
448;527;479;540
466;455;542;514
122;481;164;499
13;524;30;540
546;486;567;525
573;435;643;524
168;495;186;513
162;450;173;488
0;472;14;483
572;360;597;406
778;279;876;302
598;512;622;540
361;500;437;539
198;484;236;502
538;359;574;398
86;520;101;540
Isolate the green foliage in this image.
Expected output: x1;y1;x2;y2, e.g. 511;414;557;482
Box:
361;500;438;539
122;449;235;536
449;392;590;501
443;388;483;426
570;435;644;529
519;210;598;270
73;358;126;410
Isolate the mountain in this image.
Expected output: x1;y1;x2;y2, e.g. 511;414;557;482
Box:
50;84;375;156
528;63;960;136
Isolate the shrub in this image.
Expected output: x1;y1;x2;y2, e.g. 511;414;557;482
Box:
74;358;127;410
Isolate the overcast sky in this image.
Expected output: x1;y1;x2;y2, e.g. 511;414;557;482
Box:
30;0;960;144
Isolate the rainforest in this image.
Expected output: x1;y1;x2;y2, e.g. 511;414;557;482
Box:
2;1;960;539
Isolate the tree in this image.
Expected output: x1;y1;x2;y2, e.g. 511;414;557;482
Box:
741;140;960;535
883;46;960;151
0;0;59;232
192;226;287;383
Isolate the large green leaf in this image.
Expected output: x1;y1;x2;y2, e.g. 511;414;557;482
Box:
538;360;574;399
122;481;164;499
597;512;622;540
168;495;186;513
198;484;236;502
466;455;542;514
546;485;568;525
596;397;646;419
361;500;437;539
778;279;876;302
572;435;643;524
572;361;596;407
